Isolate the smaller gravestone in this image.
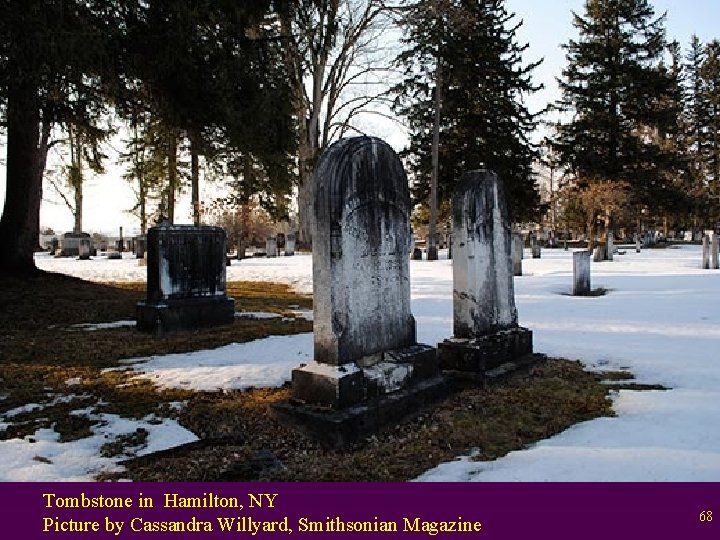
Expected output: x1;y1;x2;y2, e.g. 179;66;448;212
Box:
236;239;246;260
712;235;720;270
448;234;453;260
607;231;614;261
512;232;523;276
636;235;641;253
437;170;532;374
134;235;147;259
266;237;278;258
426;235;438;261
136;224;235;333
78;238;91;260
702;235;710;269
285;233;296;256
49;238;59;254
531;244;541;259
107;251;122;260
593;245;605;262
412;247;423;260
573;251;591;296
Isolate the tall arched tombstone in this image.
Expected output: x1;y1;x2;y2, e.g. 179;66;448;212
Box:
276;137;445;448
438;170;533;374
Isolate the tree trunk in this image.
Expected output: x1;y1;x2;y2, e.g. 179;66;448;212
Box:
167;132;178;223
70;127;83;234
0;81;47;276
190;132;201;226
586;219;596;251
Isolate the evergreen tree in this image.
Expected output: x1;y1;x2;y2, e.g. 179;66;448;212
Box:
554;0;683;229
394;0;543;223
700;40;720;222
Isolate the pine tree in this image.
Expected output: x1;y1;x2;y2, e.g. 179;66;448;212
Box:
554;0;683;229
700;40;720;222
394;0;543;223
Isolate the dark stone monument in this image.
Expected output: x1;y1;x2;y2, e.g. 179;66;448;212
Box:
593;245;605;262
60;232;91;257
236;239;246;260
607;231;614;261
134;235;147;259
573;250;591;296
437;170;533;375
136;224;235;333
274;136;445;448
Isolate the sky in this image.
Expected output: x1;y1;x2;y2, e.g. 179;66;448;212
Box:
3;244;719;480
1;0;720;235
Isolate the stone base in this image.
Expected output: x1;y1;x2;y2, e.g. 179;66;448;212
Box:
273;375;450;449
291;344;437;408
438;327;533;374
136;296;235;333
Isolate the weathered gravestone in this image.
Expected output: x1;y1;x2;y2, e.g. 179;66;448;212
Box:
702;235;710;269
274;136;445;448
573;250;592;296
136;223;235;333
437;170;533;374
712;235;720;270
236;239;246;260
607;231;614;261
285;233;296;256
512;231;523;276
266;237;278;258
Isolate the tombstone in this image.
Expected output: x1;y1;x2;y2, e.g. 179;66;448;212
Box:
593;245;605;262
134;235;147;259
573;251;592;296
285;233;296;256
702;235;710;269
60;232;90;257
437;170;533;374
712;236;720;270
684;230;693;242
412;247;423;260
266;237;278;258
77;238;91;260
426;235;438;261
236;239;246;260
606;231;614;261
136;223;235;333
49;237;59;254
117;227;125;252
447;234;453;259
275;136;444;448
531;244;541;259
511;231;523;276
107;251;122;260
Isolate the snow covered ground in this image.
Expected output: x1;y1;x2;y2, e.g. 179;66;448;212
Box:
8;244;720;481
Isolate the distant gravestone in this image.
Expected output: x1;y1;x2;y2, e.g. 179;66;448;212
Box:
134;235;147;259
636;235;641;253
60;232;91;257
285;233;296;256
266;237;278;258
607;231;614;261
277;136;443;447
78;238;91;260
573;250;591;296
136;223;235;333
107;251;122;260
512;231;523;276
236;239;246;260
437;170;532;373
712;236;719;270
593;245;605;262
702;235;710;269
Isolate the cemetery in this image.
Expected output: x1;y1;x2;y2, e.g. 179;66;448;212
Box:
1;0;720;489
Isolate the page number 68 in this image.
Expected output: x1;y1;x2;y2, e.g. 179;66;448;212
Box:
699;511;713;523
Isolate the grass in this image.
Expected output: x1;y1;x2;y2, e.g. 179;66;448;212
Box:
0;270;659;481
